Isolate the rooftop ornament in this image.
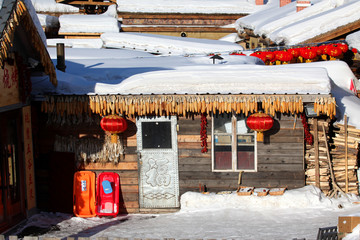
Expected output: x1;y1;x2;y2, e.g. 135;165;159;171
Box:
210;54;224;64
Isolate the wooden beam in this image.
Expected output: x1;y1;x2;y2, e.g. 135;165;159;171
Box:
118;12;247;20
314;118;320;188
56;0;116;5
345;114;348;193
120;26;237;33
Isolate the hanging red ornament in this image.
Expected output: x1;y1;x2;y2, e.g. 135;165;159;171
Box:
200;113;208;153
246;112;274;142
100;115;128;143
300;113;313;145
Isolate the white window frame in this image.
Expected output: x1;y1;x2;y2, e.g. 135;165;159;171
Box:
211;114;257;172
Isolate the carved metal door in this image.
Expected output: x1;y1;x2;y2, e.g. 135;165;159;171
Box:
136;116;179;208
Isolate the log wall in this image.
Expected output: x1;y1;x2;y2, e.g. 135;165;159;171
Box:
34;108;306;213
178;114;305;196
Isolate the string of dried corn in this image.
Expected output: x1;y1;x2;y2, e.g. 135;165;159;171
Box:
41;95;336;118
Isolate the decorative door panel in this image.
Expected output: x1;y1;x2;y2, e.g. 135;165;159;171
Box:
136;116;179;208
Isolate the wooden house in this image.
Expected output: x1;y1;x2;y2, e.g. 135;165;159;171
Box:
237;0;360;49
31;55;341;214
0;0;56;231
118;12;245;40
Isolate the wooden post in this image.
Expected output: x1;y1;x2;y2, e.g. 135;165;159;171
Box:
56;43;66;72
345;115;349;193
314;118;320;188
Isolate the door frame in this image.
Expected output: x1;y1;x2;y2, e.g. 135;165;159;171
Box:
0;109;26;232
136;116;179;209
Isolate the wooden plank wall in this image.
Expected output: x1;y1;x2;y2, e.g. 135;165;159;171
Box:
178;114;305;196
76;117;140;214
33;110;140;214
35;108;305;213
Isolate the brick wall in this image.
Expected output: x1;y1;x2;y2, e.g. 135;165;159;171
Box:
280;0;291;7
296;0;311;11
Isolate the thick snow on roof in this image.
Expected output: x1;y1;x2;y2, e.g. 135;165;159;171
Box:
275;60;360;128
116;0;264;14
101;32;244;55
32;47;332;96
30;0;78;12
346;30;360;51
236;0;360;45
31;46;360;128
59;5;119;33
22;0;48;46
46;32;244;53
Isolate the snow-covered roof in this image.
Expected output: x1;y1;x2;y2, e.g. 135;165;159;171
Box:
31;45;360;128
346;30;360;52
58;5;119;33
236;0;360;45
30;0;78;12
116;0;265;14
0;0;57;85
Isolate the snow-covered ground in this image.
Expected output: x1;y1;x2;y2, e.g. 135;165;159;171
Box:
5;186;360;240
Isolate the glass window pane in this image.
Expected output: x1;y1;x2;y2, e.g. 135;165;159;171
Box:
214;114;232;134
236;116;253;134
237;136;255;170
214;135;232;170
237;135;254;145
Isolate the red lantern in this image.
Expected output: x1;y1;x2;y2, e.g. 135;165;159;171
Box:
246;112;274;142
300;47;318;61
338;43;349;53
288;48;300;58
100;115;128;143
275;50;293;63
325;44;343;59
250;51;267;63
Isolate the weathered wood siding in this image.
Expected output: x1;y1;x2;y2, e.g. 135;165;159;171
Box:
178;114;305;196
34;109;139;214
35;105;305;213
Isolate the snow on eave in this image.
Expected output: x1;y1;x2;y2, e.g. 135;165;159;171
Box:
269;0;360;45
116;0;264;15
254;0;337;37
107;65;330;95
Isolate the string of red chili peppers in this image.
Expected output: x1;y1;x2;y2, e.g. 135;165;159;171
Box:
300;112;314;145
200;113;208;153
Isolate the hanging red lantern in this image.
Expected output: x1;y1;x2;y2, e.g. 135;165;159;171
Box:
250;51;267;63
275;50;293;64
100;115;128;143
338;43;349;53
325;44;343;60
263;51;275;63
300;47;318;62
246;112;274;142
288;48;300;58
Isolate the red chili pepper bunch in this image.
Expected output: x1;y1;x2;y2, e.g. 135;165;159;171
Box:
300;113;314;145
200;113;208;153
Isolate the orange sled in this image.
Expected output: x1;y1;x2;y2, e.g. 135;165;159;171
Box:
73;171;96;218
96;172;120;217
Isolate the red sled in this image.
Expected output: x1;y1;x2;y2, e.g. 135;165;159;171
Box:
96;172;120;217
73;171;96;218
